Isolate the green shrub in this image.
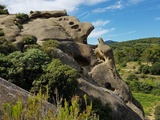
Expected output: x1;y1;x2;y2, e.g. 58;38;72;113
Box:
151;89;160;96
128;81;140;92
139;65;150;74
41;40;59;58
139;82;153;94
16;13;28;19
150;62;160;75
0;38;18;55
120;62;127;67
22;35;37;44
155;105;160;120
126;73;138;81
6;49;49;90
0;5;9;14
2;90;98;120
32;59;78;100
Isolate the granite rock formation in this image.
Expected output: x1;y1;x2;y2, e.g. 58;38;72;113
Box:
0;10;146;120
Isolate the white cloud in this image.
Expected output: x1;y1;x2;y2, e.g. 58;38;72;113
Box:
92;19;110;27
92;0;123;13
89;28;115;38
155;17;160;21
84;0;108;5
0;0;108;14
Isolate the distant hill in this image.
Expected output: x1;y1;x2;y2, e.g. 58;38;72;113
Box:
104;40;118;44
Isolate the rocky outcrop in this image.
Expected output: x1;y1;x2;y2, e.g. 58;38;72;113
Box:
0;77;55;119
58;38;145;120
0;10;146;120
29;10;67;18
0;10;94;44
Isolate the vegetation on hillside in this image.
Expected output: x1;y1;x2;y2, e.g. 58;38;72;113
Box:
0;37;112;119
109;37;160;67
2;89;99;120
109;37;160;116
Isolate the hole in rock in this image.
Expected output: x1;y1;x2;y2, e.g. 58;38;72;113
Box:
105;82;115;91
71;25;79;29
69;22;74;25
74;55;90;67
59;18;62;21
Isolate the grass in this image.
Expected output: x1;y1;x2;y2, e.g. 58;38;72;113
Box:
132;92;160;115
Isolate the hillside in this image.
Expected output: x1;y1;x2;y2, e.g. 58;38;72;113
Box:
0;10;146;120
109;38;160;119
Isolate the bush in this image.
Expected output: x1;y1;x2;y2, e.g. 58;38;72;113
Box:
126;73;138;81
2;90;98;120
128;81;140;92
22;35;37;44
155;105;160;120
151;89;160;96
7;49;49;90
128;81;153;93
32;59;78;100
0;4;9;14
15;13;28;19
0;38;18;55
41;40;59;58
139;65;150;74
150;62;160;75
139;82;153;94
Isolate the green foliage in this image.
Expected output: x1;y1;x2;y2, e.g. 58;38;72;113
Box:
22;35;37;44
150;62;160;75
0;38;18;55
139;65;150;74
138;62;160;75
126;73;138;81
41;40;59;58
0;54;12;79
2;90;98;120
6;49;49;90
155;105;160;120
128;81;153;94
15;13;28;19
32;59;78;100
109;37;160;65
0;4;9;14
133;92;160;115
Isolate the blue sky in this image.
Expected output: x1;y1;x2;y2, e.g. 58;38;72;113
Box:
0;0;160;44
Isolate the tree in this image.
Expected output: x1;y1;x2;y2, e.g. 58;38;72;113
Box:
150;62;160;75
7;49;49;90
0;38;18;55
0;4;9;14
32;59;78;100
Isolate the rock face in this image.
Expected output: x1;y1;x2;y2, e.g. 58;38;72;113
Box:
0;10;94;44
0;10;146;120
0;77;55;119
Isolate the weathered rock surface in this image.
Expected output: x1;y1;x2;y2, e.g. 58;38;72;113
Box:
0;77;55;119
0;10;146;120
0;10;94;44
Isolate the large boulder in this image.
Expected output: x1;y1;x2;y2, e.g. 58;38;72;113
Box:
0;11;146;120
57;38;145;120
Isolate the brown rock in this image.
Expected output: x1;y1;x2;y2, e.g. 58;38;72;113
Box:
29;10;67;18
